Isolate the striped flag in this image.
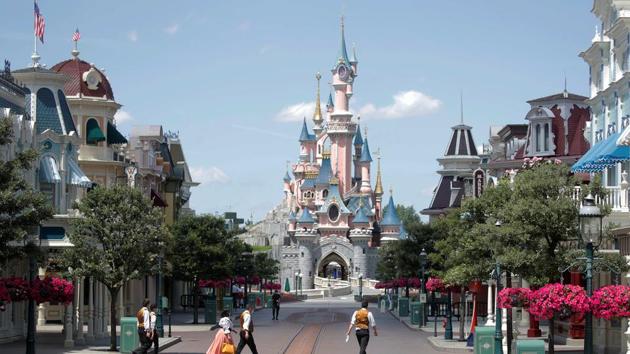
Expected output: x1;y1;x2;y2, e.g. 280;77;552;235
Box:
72;28;81;42
34;1;45;44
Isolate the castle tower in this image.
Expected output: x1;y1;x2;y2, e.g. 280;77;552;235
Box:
359;131;373;194
328;17;358;196
353;121;364;183
349;198;372;277
298;118;316;162
380;189;402;243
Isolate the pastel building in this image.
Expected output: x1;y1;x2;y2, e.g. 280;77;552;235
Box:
281;19;402;290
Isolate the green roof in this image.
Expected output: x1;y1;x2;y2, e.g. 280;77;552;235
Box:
107;121;127;145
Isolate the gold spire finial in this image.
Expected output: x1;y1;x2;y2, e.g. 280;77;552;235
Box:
375;149;383;196
313;72;323;124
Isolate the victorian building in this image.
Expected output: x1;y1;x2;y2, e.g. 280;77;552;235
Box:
280;20;402;290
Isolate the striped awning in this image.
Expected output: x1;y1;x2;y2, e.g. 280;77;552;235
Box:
39;155;61;183
67;158;92;188
572;132;630;173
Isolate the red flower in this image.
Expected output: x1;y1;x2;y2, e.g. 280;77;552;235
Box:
528;284;590;320
1;277;30;302
591;285;630;320
498;288;531;309
0;282;11;303
31;277;74;305
426;277;445;292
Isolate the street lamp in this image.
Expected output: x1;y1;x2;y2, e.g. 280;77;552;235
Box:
494;220;503;354
579;194;602;354
359;274;364;300
419;249;428;328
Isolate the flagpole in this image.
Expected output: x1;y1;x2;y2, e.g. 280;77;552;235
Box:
32;0;40;67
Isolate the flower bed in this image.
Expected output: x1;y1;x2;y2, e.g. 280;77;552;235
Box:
2;277;30;302
528;283;590;320
498;288;531;309
591;285;630;320
31;277;74;305
426;277;445;292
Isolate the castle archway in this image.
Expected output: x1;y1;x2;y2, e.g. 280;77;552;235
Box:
317;252;349;280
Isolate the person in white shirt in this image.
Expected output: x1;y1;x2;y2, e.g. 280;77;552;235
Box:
149;304;159;353
236;304;258;354
346;301;377;354
132;299;152;354
207;310;235;354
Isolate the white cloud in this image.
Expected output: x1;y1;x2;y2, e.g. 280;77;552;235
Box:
128;30;138;42
259;45;272;55
114;110;133;124
358;90;441;120
191;166;230;184
275;102;323;122
164;24;179;35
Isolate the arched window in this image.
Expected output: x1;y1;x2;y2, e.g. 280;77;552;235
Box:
322;189;329;198
535;124;541;152
544;123;549;151
36;88;61;134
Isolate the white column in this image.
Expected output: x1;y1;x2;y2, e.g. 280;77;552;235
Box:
86;278;94;342
64;304;74;348
76;277;84;345
37;267;46;326
485;282;495;326
502;308;508;353
519;279;530;329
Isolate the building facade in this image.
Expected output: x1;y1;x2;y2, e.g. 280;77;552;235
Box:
280;20;402;290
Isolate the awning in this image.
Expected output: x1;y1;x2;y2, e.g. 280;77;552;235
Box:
86;120;106;144
39;226;65;240
151;189;167;208
107;121;128;145
39;156;61;183
572;132;630;172
67;158;92;188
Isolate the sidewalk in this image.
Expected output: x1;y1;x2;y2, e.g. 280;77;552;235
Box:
387;307;583;353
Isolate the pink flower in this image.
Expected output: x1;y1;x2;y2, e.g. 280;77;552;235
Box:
591;285;630;320
498;288;531;309
426;277;445;292
528;284;590;320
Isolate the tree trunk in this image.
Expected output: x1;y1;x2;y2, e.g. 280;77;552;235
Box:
548;316;555;354
459;286;465;341
108;287;119;352
192;282;199;324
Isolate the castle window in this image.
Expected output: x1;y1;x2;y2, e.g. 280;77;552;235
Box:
322;189;329;198
328;204;340;222
535;124;541;152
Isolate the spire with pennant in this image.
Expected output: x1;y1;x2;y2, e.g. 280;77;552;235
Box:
360;128;372;162
381;188;401;226
72;27;81;58
354;120;363;146
326;92;334;112
299;117;315;142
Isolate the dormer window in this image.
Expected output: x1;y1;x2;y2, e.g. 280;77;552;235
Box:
525;106;555;157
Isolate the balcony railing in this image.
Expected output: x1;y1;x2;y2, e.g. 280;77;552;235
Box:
572;185;629;212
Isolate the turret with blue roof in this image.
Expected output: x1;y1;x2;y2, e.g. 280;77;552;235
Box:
298;207;315;224
299;117;316;142
283;170;292;183
334;16;352;69
354;123;363;147
317;176;351;216
352;198;370;225
315;155;333;186
326;92;334;112
360;137;373;163
381;191;401;227
288;209;297;222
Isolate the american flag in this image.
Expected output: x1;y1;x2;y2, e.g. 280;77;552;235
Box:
34;1;45;44
72;28;81;42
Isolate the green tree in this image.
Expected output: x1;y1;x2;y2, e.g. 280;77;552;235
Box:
0;117;52;263
167;214;236;324
63;185;167;351
253;252;280;284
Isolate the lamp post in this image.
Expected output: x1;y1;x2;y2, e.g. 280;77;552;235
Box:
359;274;364;300
579;194;602;354
494;220;503;354
295;272;299;298
419;249;428;327
156;241;164;337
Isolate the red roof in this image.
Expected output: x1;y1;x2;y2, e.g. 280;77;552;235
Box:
51;58;114;100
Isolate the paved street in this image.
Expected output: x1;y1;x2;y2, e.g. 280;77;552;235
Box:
163;297;447;354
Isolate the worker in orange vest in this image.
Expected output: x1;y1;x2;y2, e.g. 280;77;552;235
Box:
346;301;378;354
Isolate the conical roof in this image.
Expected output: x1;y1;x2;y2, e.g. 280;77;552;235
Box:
381;194;401;226
444;124;478;156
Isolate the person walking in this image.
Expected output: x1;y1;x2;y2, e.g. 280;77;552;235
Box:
236;304;258;354
149;304;159;353
206;310;236;354
346;301;377;354
132;299;152;354
271;290;281;320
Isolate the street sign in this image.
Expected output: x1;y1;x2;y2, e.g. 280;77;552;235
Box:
419;294;427;303
474;169;485;198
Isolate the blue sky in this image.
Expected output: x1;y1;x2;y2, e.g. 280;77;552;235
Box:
1;1;597;221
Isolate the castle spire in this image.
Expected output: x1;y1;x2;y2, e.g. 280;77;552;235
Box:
375;149;383;196
336;16;351;67
313;72;323;125
326;91;334;112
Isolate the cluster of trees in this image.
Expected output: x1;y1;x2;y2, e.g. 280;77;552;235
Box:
377;162;628;351
0;115;278;351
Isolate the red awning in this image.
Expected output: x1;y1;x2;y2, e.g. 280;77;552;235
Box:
151;189;167;208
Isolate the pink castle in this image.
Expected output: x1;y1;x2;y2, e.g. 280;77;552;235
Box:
281;18;402;289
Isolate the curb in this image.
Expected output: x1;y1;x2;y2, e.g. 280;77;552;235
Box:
153;336;182;353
